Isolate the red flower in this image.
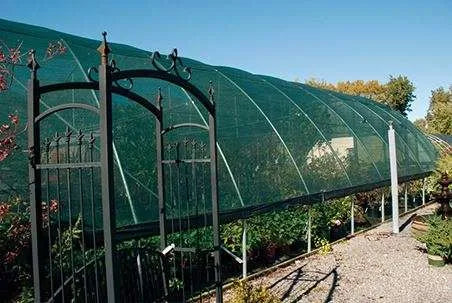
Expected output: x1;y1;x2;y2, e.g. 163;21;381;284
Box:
8;114;18;125
0;203;11;220
49;199;58;213
8;48;20;64
0;49;5;63
4;251;18;264
0;73;7;92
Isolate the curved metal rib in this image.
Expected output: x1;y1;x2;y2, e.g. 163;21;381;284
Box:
180;89;245;207
295;84;383;179
35;103;99;123
161;123;209;135
260;78;353;186
326;92;401;168
352;97;423;170
214;68;310;194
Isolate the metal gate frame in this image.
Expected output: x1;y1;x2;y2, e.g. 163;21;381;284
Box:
28;32;222;302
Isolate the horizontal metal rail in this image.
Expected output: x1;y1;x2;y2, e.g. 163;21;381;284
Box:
36;162;101;170
162;123;209;134
162;159;210;164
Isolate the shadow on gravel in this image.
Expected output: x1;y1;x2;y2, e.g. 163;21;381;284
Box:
269;264;338;303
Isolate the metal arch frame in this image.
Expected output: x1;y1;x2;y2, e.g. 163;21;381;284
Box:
28;31;222;303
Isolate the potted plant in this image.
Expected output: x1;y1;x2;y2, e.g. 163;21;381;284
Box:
416;215;451;267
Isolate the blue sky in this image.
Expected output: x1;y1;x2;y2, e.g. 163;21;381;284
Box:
3;0;451;121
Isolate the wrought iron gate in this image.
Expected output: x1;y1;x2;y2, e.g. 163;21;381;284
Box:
28;33;222;302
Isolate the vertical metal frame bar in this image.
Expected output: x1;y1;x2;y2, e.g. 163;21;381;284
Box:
381;193;385;223
155;89;169;298
28;50;44;302
208;82;223;303
350;198;355;235
155;89;166;250
98;33;119;302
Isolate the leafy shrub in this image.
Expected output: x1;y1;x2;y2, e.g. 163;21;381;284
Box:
311;197;351;245
229;279;281;303
417;215;452;261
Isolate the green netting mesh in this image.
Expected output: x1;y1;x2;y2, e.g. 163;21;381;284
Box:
0;19;438;227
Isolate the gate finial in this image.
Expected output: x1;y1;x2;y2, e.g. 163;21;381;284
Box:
27;49;40;76
97;31;110;65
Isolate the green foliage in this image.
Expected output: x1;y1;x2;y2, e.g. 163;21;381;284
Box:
15;286;34;303
305;75;416;116
229;279;281;303
384;75;416;116
316;238;332;255
426;151;452;192
417;216;452;260
426;86;452;135
311;197;352;244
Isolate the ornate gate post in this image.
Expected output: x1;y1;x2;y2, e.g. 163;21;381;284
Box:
155;89;166;250
98;32;119;302
28;50;44;302
208;82;223;303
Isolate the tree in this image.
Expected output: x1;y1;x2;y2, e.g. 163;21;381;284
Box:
305;75;416;116
384;75;416;116
426;86;452;135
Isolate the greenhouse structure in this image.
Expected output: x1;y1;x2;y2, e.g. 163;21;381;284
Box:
0;18;438;302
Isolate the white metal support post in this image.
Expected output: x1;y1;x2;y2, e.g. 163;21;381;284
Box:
307;207;312;253
351;198;355;235
381;193;385;223
422;178;426;205
404;183;408;213
242;220;247;278
388;121;399;233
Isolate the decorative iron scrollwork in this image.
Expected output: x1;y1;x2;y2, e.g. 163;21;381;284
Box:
87;66;99;82
151;48;192;81
87;60;134;90
110;59;133;90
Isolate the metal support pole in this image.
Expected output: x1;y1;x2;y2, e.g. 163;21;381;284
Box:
422;178;426;205
208;82;222;303
98;32;119;302
155;89;166;250
404;183;408;213
388;121;399;234
307;207;312;253
27;50;43;302
242;220;247;278
351;198;355;235
381;193;385;223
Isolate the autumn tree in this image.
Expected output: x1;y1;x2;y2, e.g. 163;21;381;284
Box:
384;75;416;116
305;75;415;116
426;86;452;135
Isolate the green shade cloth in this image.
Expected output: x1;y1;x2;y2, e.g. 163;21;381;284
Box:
0;18;437;228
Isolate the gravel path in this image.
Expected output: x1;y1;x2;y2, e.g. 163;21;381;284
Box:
220;203;452;303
